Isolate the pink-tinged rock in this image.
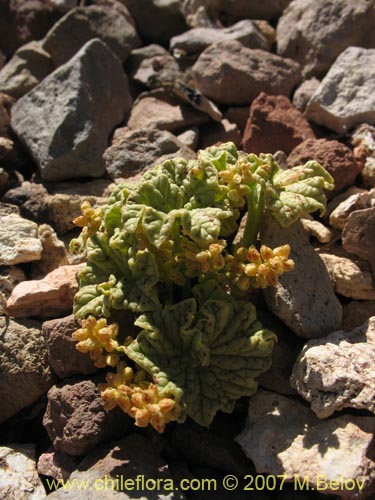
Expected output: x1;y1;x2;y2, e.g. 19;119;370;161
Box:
242;93;315;155
6;264;84;318
236;390;375;500
342;207;375;275
287;139;360;199
37;447;79;481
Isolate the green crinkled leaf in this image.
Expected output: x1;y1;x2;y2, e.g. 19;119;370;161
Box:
181;207;233;245
198;142;238;171
264;160;334;226
127;174;185;212
126;281;276;427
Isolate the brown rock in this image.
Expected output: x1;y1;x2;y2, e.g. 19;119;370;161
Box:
242;93;315;155
0;265;25;315
127;90;209;132
37;447;79;481
224;106;250;134
199;119;241;149
287;138;360;199
0;92;15;136
342;207;375;276
192;41;301;106
43;314;98;379
5;263;84;318
43;377;132;456
329;188;375;230
292;77;320;112
342;301;375;331
3;180;49;223
0;316;54;424
30;224;68;279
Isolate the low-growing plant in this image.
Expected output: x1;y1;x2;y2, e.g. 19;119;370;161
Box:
70;142;334;433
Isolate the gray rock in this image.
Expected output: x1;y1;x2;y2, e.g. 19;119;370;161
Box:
30;224;68;279
37;447;79;481
0;444;46;500
211;0;291;20
277;0;375;78
342;207;375;275
11;39;132;181
0;40;53;98
170;20;270;56
122;0;186;45
177;128;199;150
192;41;301;106
49;0;79;13
0;92;15;137
292;77;320;112
42;314;98;379
198;118;241;149
342;301;375;332
305;47;375;134
236;390;375;500
42;5;140;66
0;213;42;265
129;44;180;89
43;377;132;456
261;217;342;338
0;317;54;424
0;265;25;315
329;189;375;230
127;90;209;132
352;124;375;189
291;317;375;418
104;128;196;181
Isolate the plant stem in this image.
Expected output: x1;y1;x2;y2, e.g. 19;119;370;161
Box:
241;183;264;248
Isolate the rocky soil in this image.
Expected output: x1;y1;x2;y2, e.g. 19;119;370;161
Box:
1;0;375;499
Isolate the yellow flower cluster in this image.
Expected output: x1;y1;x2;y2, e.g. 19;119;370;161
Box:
226;244;294;291
72;316;120;368
176;240;226;277
219;155;253;208
99;363;183;433
73;201;102;244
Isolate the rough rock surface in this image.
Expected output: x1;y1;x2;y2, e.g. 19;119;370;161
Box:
199;118;241;149
209;0;291;21
0;212;42;265
127;90;209;132
277;0;375;78
0;316;54;424
11;38;132;181
329;189;375;229
292;77;320;112
236;390;375;500
292;317;375;418
104;128;196;181
305;47;375;134
342;207;375;273
342;301;375;332
192;41;301;106
300;216;333;244
43;377;132;456
43;314;98;379
3;180;49;223
0;444;46;500
352;124;375;188
42;5;140;65
5;263;84;318
0;92;15;136
0;265;25;315
0;40;53;98
30;223;68;279
242;92;315;155
287;138;360;199
37;447;79;481
261;217;342;338
170;20;269;55
320;252;375;301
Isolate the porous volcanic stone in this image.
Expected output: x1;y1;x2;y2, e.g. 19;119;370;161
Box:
242;92;315;155
277;0;375;78
192;40;301;106
11;38;132;181
305;47;375;134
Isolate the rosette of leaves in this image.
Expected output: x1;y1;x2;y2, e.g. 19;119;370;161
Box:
126;281;276;427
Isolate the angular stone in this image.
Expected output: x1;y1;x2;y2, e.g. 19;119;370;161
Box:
37;447;79;481
0;92;15;136
329;188;375;229
43;314;98;379
0;265;25;315
305;47;375;134
199;119;241;149
3;180;49;223
0;317;54;423
224;107;250;134
261;217;342;338
30;224;68;279
300;216;333;244
342;301;375;332
292;77;320;112
342;207;375;275
292;317;375;418
127;90;209;132
0;213;42;265
11;39;132;181
5;263;84;318
0;40;53;98
242;93;315;155
104;128;196;181
210;0;291;20
122;0;186;45
287;138;360;199
177;128;199;150
277;0;375;78
170;20;269;56
192;41;301;106
320;252;375;301
42;5;140;65
43;377;132;456
0;444;46;500
236;390;375;500
351;124;375;189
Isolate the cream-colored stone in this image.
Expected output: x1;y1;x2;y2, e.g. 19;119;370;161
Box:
329;189;375;229
301;217;333;243
0;213;42;265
